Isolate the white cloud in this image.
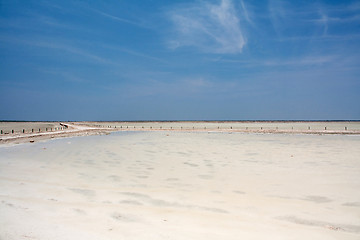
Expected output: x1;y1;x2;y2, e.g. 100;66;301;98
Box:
239;0;253;25
206;55;338;69
90;8;146;28
0;35;119;65
168;0;245;54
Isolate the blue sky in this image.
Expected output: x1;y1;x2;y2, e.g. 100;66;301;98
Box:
0;0;359;121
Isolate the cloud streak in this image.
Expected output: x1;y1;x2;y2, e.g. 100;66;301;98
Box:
89;8;147;28
0;35;119;65
168;0;245;54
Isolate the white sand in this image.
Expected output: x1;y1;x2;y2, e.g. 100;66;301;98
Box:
0;131;359;239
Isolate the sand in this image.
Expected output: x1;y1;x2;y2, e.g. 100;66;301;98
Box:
0;128;359;239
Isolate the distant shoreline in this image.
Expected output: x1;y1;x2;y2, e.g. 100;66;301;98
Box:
1;120;360;123
1;121;360;146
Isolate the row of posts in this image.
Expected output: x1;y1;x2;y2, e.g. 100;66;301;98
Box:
97;126;349;131
0;126;66;134
0;125;351;135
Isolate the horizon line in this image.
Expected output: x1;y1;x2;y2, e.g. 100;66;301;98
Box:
1;119;360;122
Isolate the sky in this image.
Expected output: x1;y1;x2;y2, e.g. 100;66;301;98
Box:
0;0;359;121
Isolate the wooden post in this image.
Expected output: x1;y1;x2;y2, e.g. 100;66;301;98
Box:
12;130;14;134
325;127;327;130
23;129;25;133
32;129;34;133
1;130;2;134
39;128;41;132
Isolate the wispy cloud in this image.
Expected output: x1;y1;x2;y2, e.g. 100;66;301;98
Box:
317;10;329;36
268;0;288;36
102;45;166;63
37;68;86;83
30;41;113;64
207;55;338;68
262;55;336;67
90;8;146;28
239;0;254;26
104;74;217;98
0;35;119;65
167;0;245;54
